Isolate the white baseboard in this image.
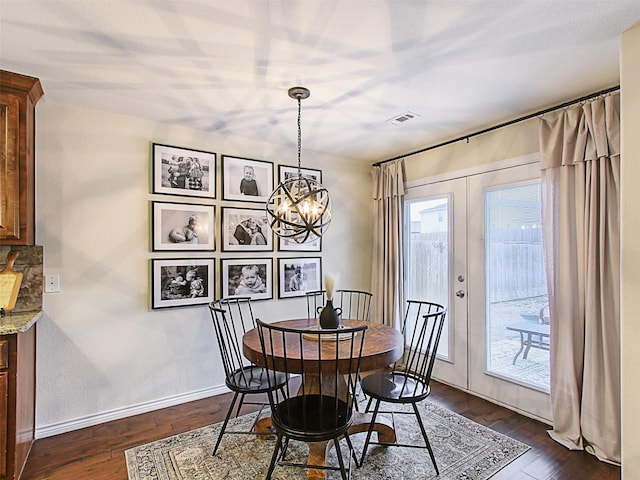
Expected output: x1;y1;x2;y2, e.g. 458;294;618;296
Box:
35;384;229;439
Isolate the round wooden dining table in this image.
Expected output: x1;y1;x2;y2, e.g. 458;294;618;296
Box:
243;317;403;373
242;317;404;480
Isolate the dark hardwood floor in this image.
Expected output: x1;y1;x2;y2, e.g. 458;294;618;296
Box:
21;381;620;479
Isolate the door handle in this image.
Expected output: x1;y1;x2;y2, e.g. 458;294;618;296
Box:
456;290;465;298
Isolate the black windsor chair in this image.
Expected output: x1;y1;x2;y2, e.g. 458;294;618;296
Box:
256;318;368;480
305;289;327;319
208;298;287;456
358;300;447;475
334;288;373;409
335;289;373;322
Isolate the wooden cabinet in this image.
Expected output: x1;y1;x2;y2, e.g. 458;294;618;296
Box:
0;71;43;245
0;328;36;480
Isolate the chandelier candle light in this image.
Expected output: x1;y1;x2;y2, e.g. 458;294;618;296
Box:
266;87;331;244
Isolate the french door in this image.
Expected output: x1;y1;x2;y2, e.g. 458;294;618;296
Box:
405;161;552;422
405;177;467;389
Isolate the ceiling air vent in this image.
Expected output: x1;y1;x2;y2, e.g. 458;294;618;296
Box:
386;111;420;125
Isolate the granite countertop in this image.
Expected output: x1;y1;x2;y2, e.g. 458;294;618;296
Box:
0;310;42;335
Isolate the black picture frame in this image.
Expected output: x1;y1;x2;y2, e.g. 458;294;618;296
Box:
278;234;321;252
152;201;216;251
221;155;273;202
152;143;216;198
221;207;273;252
278;164;322;184
221;258;273;301
151;258;215;309
276;164;323;251
278;256;322;299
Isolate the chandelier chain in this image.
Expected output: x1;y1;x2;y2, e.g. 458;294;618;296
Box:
297;96;302;175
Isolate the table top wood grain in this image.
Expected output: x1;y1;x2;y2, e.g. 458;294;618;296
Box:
243;318;404;373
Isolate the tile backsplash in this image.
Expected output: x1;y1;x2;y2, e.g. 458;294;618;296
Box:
0;245;43;312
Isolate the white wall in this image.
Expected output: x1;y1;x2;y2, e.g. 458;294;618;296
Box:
621;23;640;479
34;101;373;436
404;115;539;182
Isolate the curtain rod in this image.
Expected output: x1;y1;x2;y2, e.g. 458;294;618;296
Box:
372;85;620;167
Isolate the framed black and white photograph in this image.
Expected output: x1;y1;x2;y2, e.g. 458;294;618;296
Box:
279;164;322;184
152;143;216;198
221;258;273;301
222;155;273;203
278;257;322;299
279;233;321;252
221;207;273;252
152;201;215;251
151;258;214;309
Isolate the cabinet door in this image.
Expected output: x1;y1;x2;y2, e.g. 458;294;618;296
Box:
0;94;21;241
0;70;43;246
0;371;7;477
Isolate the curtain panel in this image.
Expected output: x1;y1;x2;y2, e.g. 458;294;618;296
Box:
371;159;405;329
539;94;620;464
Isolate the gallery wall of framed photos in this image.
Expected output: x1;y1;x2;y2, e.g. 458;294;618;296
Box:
148;142;324;309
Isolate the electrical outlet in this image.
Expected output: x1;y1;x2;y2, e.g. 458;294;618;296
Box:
45;274;60;293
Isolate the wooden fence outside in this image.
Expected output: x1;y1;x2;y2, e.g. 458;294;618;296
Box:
408;228;546;304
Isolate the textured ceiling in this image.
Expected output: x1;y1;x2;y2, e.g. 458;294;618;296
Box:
1;0;639;163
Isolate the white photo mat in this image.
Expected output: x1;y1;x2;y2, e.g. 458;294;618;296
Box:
151;258;215;309
152;201;215;251
222;155;273;203
221;207;273;252
278;256;322;299
152;143;216;198
221;258;273;301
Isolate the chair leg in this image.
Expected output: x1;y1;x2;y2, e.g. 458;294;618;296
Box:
212;391;240;456
344;431;360;469
333;437;349;480
281;437;290;460
358;398;381;466
234;392;247;417
355;374;370;412
265;433;284;480
351;373;364;412
412;402;439;475
363;394;374;413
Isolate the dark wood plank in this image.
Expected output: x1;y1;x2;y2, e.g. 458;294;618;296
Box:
20;382;620;480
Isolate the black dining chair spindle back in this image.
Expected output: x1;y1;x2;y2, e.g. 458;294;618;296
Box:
208;298;287;456
332;288;373;409
358;300;447;474
305;289;326;319
335;289;373;322
256;319;368;480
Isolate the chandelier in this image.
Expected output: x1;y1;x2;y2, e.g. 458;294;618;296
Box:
266;87;331;243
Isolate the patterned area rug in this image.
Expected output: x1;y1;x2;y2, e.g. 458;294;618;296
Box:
125;401;529;480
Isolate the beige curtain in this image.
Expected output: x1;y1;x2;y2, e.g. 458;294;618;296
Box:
539;94;620;464
371;159;405;328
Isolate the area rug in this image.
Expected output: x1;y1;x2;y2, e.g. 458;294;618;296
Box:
125;401;530;480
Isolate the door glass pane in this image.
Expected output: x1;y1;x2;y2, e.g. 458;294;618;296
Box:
485;182;550;391
406;197;450;358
